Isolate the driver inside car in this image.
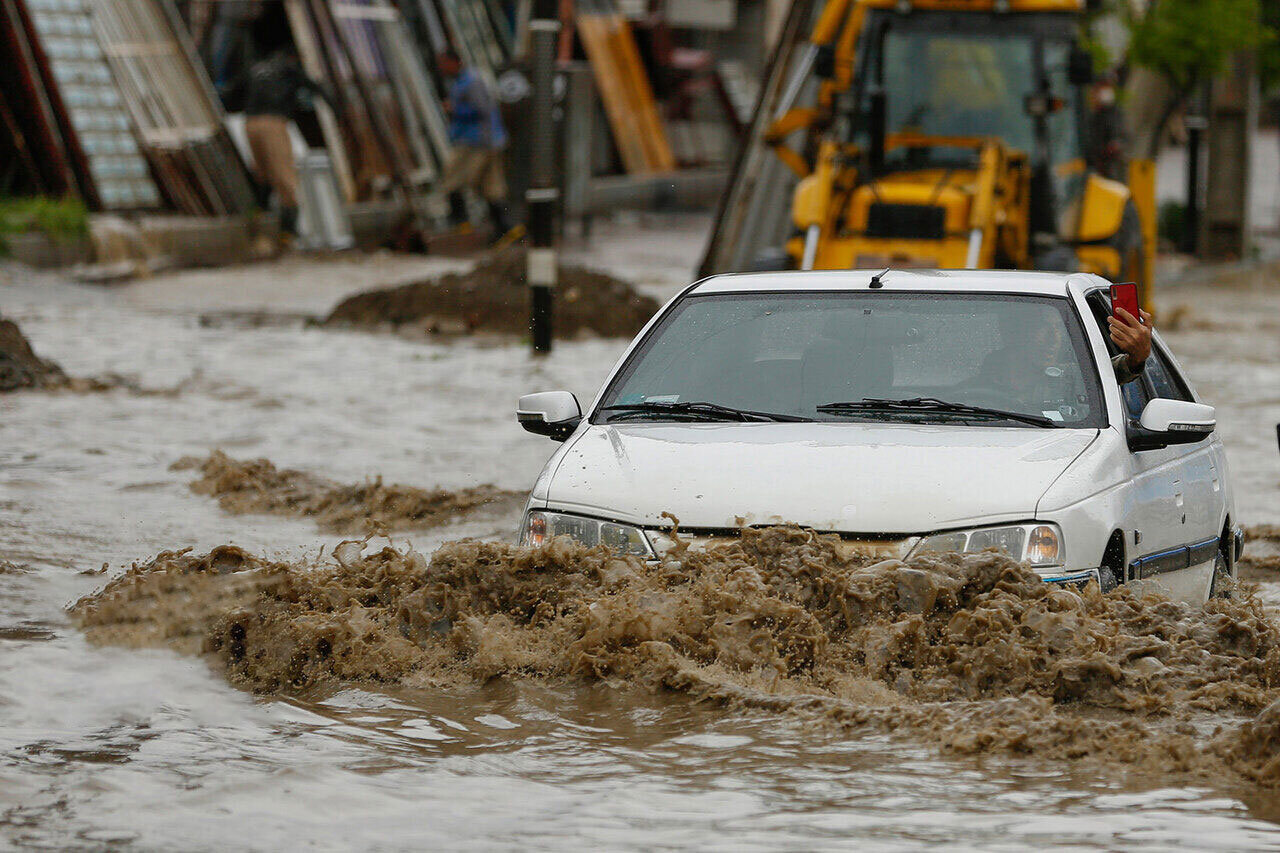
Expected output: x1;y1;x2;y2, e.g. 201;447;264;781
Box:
977;304;1154;419
978;320;1086;419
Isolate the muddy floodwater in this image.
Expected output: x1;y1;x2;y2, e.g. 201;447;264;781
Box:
4;231;1280;850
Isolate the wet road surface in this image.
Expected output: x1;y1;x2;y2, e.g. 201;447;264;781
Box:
3;232;1280;850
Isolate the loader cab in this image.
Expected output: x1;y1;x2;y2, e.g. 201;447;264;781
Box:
839;7;1096;267
855;8;1085;249
705;0;1153;294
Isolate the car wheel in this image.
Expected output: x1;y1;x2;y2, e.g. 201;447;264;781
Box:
1098;564;1119;593
1209;548;1232;599
1098;533;1125;593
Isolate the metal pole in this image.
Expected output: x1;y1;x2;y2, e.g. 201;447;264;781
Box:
527;7;559;354
1183;90;1206;255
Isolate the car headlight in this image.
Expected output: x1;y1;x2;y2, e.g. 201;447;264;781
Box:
909;522;1064;567
521;510;654;557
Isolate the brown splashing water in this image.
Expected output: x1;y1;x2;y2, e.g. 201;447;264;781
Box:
1243;526;1280;577
71;526;1280;787
172;451;523;534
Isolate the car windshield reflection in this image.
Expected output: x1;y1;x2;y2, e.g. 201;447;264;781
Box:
596;292;1105;428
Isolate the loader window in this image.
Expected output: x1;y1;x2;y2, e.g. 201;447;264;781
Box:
1043;40;1087;230
880;29;1036;161
1044;41;1085;169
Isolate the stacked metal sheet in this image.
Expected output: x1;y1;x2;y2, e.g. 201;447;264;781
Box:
91;0;256;214
23;0;160;207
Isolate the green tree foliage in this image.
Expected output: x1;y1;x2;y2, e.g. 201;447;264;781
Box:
1127;0;1262;93
1261;0;1280;90
1119;0;1272;155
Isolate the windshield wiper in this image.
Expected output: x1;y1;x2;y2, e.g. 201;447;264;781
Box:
815;397;1061;429
599;401;808;423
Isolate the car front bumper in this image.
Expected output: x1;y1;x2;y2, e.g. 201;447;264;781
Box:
1034;567;1100;588
648;529;1096;587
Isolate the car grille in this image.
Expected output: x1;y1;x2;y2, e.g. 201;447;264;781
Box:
647;531;916;561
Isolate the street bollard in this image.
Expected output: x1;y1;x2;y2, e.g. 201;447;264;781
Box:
526;3;559;355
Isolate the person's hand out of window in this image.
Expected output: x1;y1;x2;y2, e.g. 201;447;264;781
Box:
1108;306;1152;371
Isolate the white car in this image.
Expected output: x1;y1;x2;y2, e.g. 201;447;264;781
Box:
516;270;1242;605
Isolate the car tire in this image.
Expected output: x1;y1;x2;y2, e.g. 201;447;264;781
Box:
1098;563;1119;593
1209;548;1232;599
1098;533;1125;593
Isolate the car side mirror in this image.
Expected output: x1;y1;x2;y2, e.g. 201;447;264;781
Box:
1127;398;1215;451
517;391;582;441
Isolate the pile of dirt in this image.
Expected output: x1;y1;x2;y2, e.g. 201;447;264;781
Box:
0;314;131;393
172;451;522;534
73;526;1280;787
322;245;660;339
0;314;70;391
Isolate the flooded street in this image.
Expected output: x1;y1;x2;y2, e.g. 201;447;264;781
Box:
4;218;1280;850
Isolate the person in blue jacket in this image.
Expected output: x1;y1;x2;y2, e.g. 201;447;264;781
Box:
436;50;514;238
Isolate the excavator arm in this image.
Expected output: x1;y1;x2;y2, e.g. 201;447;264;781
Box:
763;0;866;179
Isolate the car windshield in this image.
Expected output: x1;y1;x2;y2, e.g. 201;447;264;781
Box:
596;291;1105;428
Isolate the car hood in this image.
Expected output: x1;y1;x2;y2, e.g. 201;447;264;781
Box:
546;423;1097;532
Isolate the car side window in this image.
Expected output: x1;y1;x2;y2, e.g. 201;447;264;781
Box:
1144;345;1194;403
1085;290;1149;420
1120;374;1150;420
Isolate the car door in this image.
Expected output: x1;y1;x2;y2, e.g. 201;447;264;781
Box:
1116;365;1194;591
1081;291;1210;603
1146;340;1223;571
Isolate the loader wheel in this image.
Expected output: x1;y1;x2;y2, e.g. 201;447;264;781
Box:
1033;245;1079;273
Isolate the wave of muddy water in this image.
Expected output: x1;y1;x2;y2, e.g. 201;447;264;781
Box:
70;529;1280;787
6;251;1280;849
173;451;523;534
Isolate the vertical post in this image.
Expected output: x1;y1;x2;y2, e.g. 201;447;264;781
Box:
1182;90;1205;255
561;61;593;227
1201;50;1257;260
526;2;559;354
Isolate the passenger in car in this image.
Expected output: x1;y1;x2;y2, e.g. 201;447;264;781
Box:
1108;306;1152;384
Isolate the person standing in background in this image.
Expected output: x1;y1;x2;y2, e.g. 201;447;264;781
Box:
243;45;326;239
435;50;516;240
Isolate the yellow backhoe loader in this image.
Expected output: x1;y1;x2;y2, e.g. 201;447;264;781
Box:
701;0;1156;307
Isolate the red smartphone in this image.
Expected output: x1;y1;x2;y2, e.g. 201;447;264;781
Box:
1111;282;1140;322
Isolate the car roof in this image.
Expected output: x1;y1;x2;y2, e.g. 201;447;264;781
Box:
689;269;1109;297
